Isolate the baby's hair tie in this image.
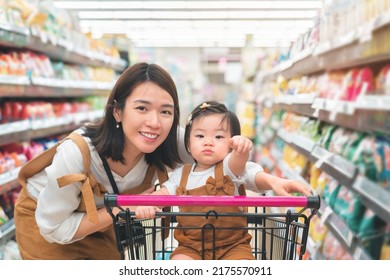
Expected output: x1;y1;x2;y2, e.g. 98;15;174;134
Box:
186;114;193;125
199;102;210;111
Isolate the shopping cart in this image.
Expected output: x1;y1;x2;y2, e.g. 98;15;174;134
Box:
104;194;320;260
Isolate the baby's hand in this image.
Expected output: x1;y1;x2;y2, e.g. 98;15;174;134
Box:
135;206;162;219
229;135;253;154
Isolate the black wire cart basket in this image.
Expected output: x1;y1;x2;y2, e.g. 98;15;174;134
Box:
104;194;320;260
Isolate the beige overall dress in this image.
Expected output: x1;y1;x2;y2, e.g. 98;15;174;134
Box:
172;161;255;260
14;133;167;260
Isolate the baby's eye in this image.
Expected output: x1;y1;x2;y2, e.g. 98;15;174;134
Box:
195;134;204;138
215;135;225;139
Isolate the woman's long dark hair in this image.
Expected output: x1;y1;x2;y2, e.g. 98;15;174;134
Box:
83;62;181;171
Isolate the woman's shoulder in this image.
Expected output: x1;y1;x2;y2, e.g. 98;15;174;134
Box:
56;129;98;164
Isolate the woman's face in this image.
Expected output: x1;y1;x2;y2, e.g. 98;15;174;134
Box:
188;114;231;170
114;81;175;157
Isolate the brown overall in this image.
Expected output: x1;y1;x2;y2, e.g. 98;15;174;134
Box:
172;161;254;260
14;133;167;260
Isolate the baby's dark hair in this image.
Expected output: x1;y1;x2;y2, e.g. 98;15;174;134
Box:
184;101;241;153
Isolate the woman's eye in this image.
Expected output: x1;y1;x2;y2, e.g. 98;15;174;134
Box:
161;110;173;115
135;106;147;111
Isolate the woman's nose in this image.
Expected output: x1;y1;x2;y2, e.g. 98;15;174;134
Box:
146;112;161;127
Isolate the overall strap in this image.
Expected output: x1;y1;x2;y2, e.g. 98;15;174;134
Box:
177;164;192;193
213;161;225;187
156;166;168;185
155;165;170;240
142;165;156;185
18;142;61;189
99;155;119;194
238;185;246;196
56;133;100;224
66;133;91;175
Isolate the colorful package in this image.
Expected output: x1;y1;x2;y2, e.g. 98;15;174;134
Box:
358;209;387;259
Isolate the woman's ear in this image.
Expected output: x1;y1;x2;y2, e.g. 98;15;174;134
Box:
113;107;122;122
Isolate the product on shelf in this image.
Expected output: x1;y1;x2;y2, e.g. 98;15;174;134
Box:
358;208;387;259
380;225;390;260
322;231;353;260
376;136;390;190
375;64;390;95
0;240;22;260
333;187;365;233
0;205;8;225
309;214;328;250
350;67;374;101
341;68;360;101
321;180;341;209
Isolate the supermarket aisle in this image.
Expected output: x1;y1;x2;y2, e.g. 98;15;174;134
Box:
251;0;390;260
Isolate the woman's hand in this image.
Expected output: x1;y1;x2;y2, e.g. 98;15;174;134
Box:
135;206;162;219
141;186;155;194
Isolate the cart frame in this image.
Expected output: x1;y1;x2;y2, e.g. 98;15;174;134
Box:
104;194;320;260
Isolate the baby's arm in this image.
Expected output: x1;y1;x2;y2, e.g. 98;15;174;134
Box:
135;187;170;219
254;171;313;196
228;135;253;177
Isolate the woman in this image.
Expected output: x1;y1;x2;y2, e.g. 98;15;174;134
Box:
14;62;188;259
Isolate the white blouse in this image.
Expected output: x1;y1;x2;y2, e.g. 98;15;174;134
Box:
27;127;262;244
164;155;264;195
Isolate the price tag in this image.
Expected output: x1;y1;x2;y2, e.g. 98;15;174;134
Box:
319;206;333;226
328;104;340;122
360;21;374;43
353;247;364;260
314;152;332;169
346;230;354;247
39;31;48;44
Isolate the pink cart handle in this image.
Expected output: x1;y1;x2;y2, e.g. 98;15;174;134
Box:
105;194;320;209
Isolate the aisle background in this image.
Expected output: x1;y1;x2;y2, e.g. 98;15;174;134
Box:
51;0;321;122
1;0;390;261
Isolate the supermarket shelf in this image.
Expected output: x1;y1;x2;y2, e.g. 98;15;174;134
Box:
263;150;372;260
274;102;315;119
263;103;362;183
258;156;275;172
289;134;317;161
0;24;127;71
317;202;372;260
276;128;292;145
258;127;276;146
352;175;390;224
0;110;104;146
311;145;358;187
0;167;21;194
273;131;390;224
277;160;307;183
272;96;390;135
276;128;317;161
270;146;283;162
0;76;113;97
0;218;15;247
306;236;326;260
269;12;390;79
